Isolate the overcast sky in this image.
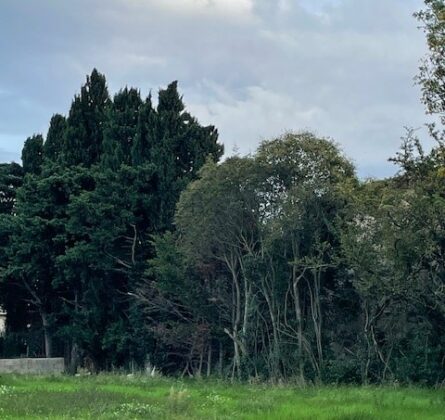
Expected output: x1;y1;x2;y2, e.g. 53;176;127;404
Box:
0;0;431;177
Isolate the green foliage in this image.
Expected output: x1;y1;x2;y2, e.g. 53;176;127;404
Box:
0;162;23;214
2;0;445;384
415;0;445;141
44;114;67;163
154;133;356;381
0;375;444;419
0;69;222;371
102;88;143;169
21;135;43;175
63;69;110;167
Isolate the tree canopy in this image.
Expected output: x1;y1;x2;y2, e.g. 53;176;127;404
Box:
1;0;445;384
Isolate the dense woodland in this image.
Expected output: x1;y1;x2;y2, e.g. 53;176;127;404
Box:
1;0;445;384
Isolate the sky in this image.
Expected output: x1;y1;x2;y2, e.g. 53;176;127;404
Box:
0;0;431;178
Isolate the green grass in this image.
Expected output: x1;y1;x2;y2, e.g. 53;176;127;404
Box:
0;374;443;419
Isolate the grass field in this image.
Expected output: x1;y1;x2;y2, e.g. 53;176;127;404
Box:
0;374;444;419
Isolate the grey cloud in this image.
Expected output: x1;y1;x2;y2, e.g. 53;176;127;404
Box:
0;0;429;176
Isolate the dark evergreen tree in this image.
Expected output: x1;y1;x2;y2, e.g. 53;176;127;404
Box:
102;88;143;170
0;163;25;348
131;95;155;166
3;167;72;357
1;71;223;371
63;69;110;167
56;165;158;370
21;135;44;175
44;114;67;163
0;162;23;215
152;81;223;229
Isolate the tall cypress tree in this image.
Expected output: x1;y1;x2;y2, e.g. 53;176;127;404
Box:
44;114;67;163
63;69;110;167
21;135;44;175
153;81;223;229
102;87;143;170
131;94;155;166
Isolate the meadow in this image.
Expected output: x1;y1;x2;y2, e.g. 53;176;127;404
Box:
0;374;444;419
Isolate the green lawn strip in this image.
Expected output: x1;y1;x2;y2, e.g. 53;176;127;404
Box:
0;376;157;419
232;386;442;420
0;375;444;419
256;387;445;420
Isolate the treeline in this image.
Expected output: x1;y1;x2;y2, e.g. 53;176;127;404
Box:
149;131;445;384
1;0;445;384
3;99;445;384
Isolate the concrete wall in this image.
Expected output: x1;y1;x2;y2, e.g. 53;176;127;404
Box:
0;358;64;374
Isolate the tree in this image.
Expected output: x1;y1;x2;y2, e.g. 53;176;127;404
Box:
0;162;23;215
0;163;24;343
22;135;44;175
164;132;355;381
56;166;148;370
4;166;73;357
63;69;110;167
175;156;259;379
415;1;445;143
44;114;67;163
152;81;223;230
253;132;355;381
131;96;155;166
0;71;224;370
102;88;143;170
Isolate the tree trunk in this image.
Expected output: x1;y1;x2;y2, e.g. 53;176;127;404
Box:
262;277;280;379
218;341;223;378
207;344;212;377
293;266;305;384
225;254;242;380
41;312;52;358
307;268;323;379
68;342;79;375
363;301;371;385
197;347;204;378
68;292;80;375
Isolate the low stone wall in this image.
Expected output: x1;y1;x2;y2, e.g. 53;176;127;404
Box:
0;358;65;374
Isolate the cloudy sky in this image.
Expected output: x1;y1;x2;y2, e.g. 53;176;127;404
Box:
0;0;431;177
